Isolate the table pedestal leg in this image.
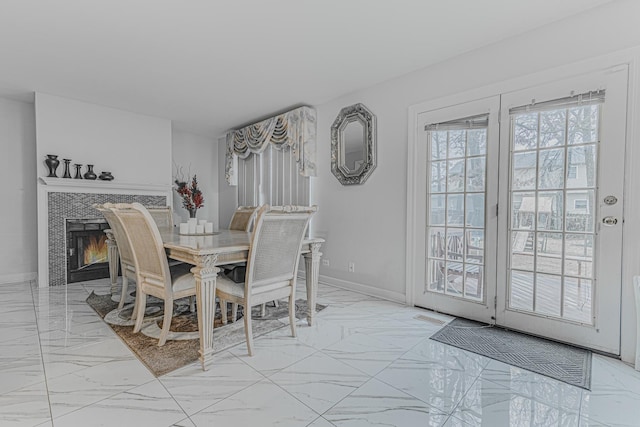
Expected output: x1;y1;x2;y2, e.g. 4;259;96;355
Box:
303;243;322;326
192;254;219;371
105;230;120;296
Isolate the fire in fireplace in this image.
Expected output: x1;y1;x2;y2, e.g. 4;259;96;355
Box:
66;218;111;283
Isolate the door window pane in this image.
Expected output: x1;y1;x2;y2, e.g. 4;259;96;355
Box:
508;103;599;323
426;118;488;302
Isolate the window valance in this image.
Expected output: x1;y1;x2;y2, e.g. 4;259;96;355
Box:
225;106;317;185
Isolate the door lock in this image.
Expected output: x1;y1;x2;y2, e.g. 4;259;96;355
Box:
604;195;618;205
602;216;618;226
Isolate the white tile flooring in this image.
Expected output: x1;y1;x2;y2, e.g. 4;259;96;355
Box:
1;278;639;426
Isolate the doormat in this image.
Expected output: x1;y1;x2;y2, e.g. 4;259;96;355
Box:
86;292;326;377
430;317;592;390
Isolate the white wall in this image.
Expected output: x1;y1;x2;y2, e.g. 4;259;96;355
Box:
217;135;238;229
0;97;37;283
171;130;218;228
35;93;172;185
307;0;640;363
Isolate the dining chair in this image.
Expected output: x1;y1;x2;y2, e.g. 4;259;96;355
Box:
110;202;197;346
221;206;259;324
146;206;174;228
215;205;316;356
95;203;188;311
94;203;137;309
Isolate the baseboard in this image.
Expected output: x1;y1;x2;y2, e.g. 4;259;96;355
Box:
0;272;37;285
316;274;407;304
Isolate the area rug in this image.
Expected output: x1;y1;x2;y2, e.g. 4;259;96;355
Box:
430;317;592;390
86;292;325;377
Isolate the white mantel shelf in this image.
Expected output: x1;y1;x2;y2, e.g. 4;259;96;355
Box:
38;176;171;193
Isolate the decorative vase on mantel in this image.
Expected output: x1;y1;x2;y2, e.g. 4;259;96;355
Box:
73;164;83;179
83;164;97;180
62;159;72;178
188;208;197;219
45;154;60;177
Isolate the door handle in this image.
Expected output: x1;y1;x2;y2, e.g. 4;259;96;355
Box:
602;216;618;226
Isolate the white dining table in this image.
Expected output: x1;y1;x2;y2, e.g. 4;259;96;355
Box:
106;227;324;370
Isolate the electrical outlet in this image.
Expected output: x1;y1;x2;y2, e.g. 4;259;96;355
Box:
322;259;330;267
348;262;355;272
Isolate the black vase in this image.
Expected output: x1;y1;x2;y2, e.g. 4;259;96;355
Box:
98;171;114;181
62;159;72;178
45;154;60;177
74;164;83;179
83;164;97;180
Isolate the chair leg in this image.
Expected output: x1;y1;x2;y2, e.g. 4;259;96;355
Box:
221;300;228;325
244;304;254;356
288;294;296;337
133;291;147;333
273;299;279;308
189;296;195;313
231;303;238;323
158;298;173;346
260;303;266;317
118;275;128;309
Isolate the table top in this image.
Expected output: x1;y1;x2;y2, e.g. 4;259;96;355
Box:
160;227;324;257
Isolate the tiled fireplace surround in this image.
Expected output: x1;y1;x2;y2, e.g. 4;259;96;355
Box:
43;189;167;287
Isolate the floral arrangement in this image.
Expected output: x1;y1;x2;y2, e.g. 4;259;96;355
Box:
174;174;204;217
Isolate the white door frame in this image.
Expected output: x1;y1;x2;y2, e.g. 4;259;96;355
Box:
495;67;628;354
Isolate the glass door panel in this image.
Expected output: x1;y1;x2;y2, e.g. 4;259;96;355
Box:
497;68;627;354
507;106;597;323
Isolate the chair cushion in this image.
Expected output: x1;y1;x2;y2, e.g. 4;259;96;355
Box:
216;276;245;298
170;263;195;293
216;275;291;298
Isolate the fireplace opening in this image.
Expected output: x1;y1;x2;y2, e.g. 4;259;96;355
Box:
66;219;111;283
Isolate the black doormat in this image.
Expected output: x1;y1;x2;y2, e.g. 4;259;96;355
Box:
430;318;592;390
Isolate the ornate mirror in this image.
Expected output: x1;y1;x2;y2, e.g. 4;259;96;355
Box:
331;103;376;185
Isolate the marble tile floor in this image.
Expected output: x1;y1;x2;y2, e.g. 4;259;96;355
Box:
1;277;639;426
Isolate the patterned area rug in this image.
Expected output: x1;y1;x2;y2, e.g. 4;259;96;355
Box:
430;317;592;389
86;292;325;377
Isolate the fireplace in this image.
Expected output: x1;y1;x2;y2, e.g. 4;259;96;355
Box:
66;218;111;283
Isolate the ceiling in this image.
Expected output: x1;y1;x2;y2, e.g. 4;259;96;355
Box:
0;0;613;138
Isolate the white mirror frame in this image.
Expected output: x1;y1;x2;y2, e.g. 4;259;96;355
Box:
331;103;377;185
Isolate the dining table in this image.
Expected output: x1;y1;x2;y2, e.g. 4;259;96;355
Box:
105;227;324;370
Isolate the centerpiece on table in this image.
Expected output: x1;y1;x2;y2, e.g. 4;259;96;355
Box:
174;174;204;218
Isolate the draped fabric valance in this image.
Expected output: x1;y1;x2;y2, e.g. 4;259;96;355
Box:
225;106;317;185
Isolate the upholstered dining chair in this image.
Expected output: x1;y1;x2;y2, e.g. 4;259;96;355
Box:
110;202;197;346
229;206;259;232
146;206;175;228
95;203;186;310
221;206;259;323
94;203;137;310
215;205;316;356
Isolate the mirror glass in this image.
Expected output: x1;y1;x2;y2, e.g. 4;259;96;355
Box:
342;119;365;173
331;103;377;185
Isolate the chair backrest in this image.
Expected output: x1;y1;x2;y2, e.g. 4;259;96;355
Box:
246;205;316;291
110;203;172;293
229;206;259;232
93;203;136;269
146;206;174;228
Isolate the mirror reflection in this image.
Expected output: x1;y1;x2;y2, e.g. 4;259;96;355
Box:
342;119;365;172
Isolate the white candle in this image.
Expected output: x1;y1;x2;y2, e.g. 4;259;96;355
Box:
179;223;189;234
188;223;197;234
205;222;213;233
188;218;198;226
196;224;204;234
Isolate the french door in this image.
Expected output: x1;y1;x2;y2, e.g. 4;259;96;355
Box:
414;96;500;324
414;67;628;354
